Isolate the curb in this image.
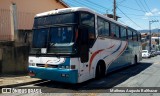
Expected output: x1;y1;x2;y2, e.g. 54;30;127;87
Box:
0;80;43;88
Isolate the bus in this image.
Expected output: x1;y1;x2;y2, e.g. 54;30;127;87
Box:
28;7;142;83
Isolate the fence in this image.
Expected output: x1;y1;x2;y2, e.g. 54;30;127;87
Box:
0;8;35;41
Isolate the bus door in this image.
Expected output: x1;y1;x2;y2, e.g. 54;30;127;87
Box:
78;26;90;81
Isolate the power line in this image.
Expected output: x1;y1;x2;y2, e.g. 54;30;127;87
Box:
139;0;148;12
143;0;160;19
135;0;160;29
118;12;160;17
143;0;152;12
135;0;146;12
85;0;110;11
117;0;126;4
118;5;146;12
117;7;143;29
66;0;144;29
117;13;144;16
67;0;104;13
119;19;127;25
143;0;160;28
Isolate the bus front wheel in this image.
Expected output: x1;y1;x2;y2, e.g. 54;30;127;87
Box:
95;61;106;79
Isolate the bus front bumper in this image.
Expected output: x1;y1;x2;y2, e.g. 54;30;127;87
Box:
28;67;78;84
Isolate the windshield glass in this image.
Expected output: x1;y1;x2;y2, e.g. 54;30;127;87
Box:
31;12;78;55
32;26;74;48
32;28;49;48
49;26;74;47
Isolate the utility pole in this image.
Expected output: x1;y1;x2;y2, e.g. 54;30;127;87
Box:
10;3;18;41
149;21;151;52
113;0;116;20
158;29;160;49
149;20;159;52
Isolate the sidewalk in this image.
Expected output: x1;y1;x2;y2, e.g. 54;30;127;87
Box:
0;74;42;88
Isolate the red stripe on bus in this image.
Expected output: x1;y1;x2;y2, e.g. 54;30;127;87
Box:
117;42;128;58
89;49;104;72
89;44;115;72
106;44;115;49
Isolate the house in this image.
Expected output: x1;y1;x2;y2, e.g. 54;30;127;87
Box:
0;0;69;41
0;0;69;74
141;33;160;51
141;33;149;50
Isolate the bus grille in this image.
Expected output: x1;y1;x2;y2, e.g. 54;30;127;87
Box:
36;63;58;68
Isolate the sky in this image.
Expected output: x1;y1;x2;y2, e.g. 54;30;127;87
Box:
63;0;160;30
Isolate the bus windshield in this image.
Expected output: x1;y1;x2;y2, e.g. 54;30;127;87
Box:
32;28;49;48
31;12;78;55
32;26;74;48
49;26;74;46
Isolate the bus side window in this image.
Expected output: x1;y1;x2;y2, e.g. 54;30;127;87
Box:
121;27;127;40
97;17;104;35
110;23;120;38
133;32;135;41
133;32;138;41
111;23;116;38
80;12;95;48
128;30;133;40
115;25;120;38
138;33;141;42
97;17;109;36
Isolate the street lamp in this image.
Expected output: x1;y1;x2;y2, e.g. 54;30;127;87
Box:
149;20;159;52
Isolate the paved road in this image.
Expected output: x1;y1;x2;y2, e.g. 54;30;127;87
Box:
1;55;160;96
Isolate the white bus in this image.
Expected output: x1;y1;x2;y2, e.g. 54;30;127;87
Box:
28;7;142;83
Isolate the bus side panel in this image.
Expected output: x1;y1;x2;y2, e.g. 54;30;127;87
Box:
103;40;130;72
88;37;113;79
106;48;131;72
69;58;90;83
106;40;141;72
88;38;129;78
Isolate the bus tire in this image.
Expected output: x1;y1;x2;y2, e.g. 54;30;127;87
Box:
95;61;106;79
134;55;138;64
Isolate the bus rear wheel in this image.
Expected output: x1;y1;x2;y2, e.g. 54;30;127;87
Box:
134;55;138;64
95;61;106;79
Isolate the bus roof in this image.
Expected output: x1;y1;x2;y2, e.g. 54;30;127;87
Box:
35;7;92;17
35;7;136;31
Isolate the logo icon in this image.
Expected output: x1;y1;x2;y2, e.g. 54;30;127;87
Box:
45;64;48;68
2;88;12;93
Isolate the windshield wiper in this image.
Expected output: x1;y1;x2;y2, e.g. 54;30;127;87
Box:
35;48;41;57
50;43;55;47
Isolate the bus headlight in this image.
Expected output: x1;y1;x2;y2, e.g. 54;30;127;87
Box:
65;66;70;69
61;66;65;69
61;74;69;77
60;65;70;69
